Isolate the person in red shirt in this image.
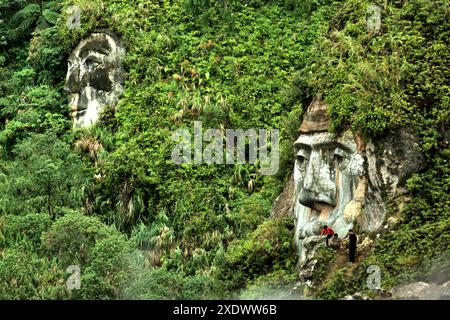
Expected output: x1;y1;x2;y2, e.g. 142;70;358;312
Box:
321;225;334;247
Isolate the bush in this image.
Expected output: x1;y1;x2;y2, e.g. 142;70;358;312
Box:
78;233;139;299
239;269;299;299
0;245;66;300
217;218;296;291
0;213;52;249
123;268;225;300
41;211;143;299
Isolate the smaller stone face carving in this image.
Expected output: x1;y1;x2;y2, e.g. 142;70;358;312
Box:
293;100;365;265
65;32;125;128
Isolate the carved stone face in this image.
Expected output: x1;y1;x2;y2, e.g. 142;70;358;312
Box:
65;32;124;128
293;100;365;264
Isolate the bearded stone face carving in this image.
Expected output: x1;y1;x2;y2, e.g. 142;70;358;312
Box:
65;32;125;128
291;99;425;267
293;99;365;264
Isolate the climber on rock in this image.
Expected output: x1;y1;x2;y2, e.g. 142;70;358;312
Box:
321;225;334;247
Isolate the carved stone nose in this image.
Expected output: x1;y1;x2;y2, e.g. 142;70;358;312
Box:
297;148;337;209
298;189;317;208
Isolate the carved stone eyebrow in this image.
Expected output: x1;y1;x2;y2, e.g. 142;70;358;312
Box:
79;48;110;60
293;142;311;150
317;141;351;152
294;140;352;153
78;38;112;59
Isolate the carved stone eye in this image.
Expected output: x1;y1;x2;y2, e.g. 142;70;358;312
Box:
297;155;306;165
84;58;100;69
333;147;346;164
296;150;309;169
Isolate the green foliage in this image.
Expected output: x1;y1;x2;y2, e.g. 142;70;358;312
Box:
0;213;52;249
41;211;119;267
315;268;356;300
123;268;184;300
0;245;66;300
40;211;142;299
310;245;336;284
0;0;448;300
0;131;93;215
130;209;175;265
29;26;67;82
239;269;299;299
217;218;296;291
295;0;449;137
226;193;271;238
277;103;304;180
78;232;138;299
12;1;62;34
124;268;226;300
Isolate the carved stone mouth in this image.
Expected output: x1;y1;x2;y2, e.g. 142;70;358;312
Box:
310;202;329;212
70;106;87;120
310;202;334;219
310;207;321;217
68;93;89;116
68;93;85;113
75;109;87;116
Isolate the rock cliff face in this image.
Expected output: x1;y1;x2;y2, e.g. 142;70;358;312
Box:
271;100;425;271
362;128;425;232
270;173;295;219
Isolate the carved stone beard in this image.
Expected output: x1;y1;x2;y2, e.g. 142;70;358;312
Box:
293;131;365;265
65;32;124;128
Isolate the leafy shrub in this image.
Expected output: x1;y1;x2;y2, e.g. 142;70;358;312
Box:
123;268;226;300
239;269;299;299
217;218;296;290
0;245;66;300
0;213;52;249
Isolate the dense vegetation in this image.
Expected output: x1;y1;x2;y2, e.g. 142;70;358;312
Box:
0;0;448;299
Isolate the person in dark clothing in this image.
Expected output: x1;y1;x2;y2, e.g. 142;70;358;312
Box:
321;225;334;247
347;229;357;263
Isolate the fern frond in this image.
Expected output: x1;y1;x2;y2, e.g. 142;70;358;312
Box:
42;9;59;25
44;0;63;12
11;4;40;24
36;15;49;30
16;17;37;32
